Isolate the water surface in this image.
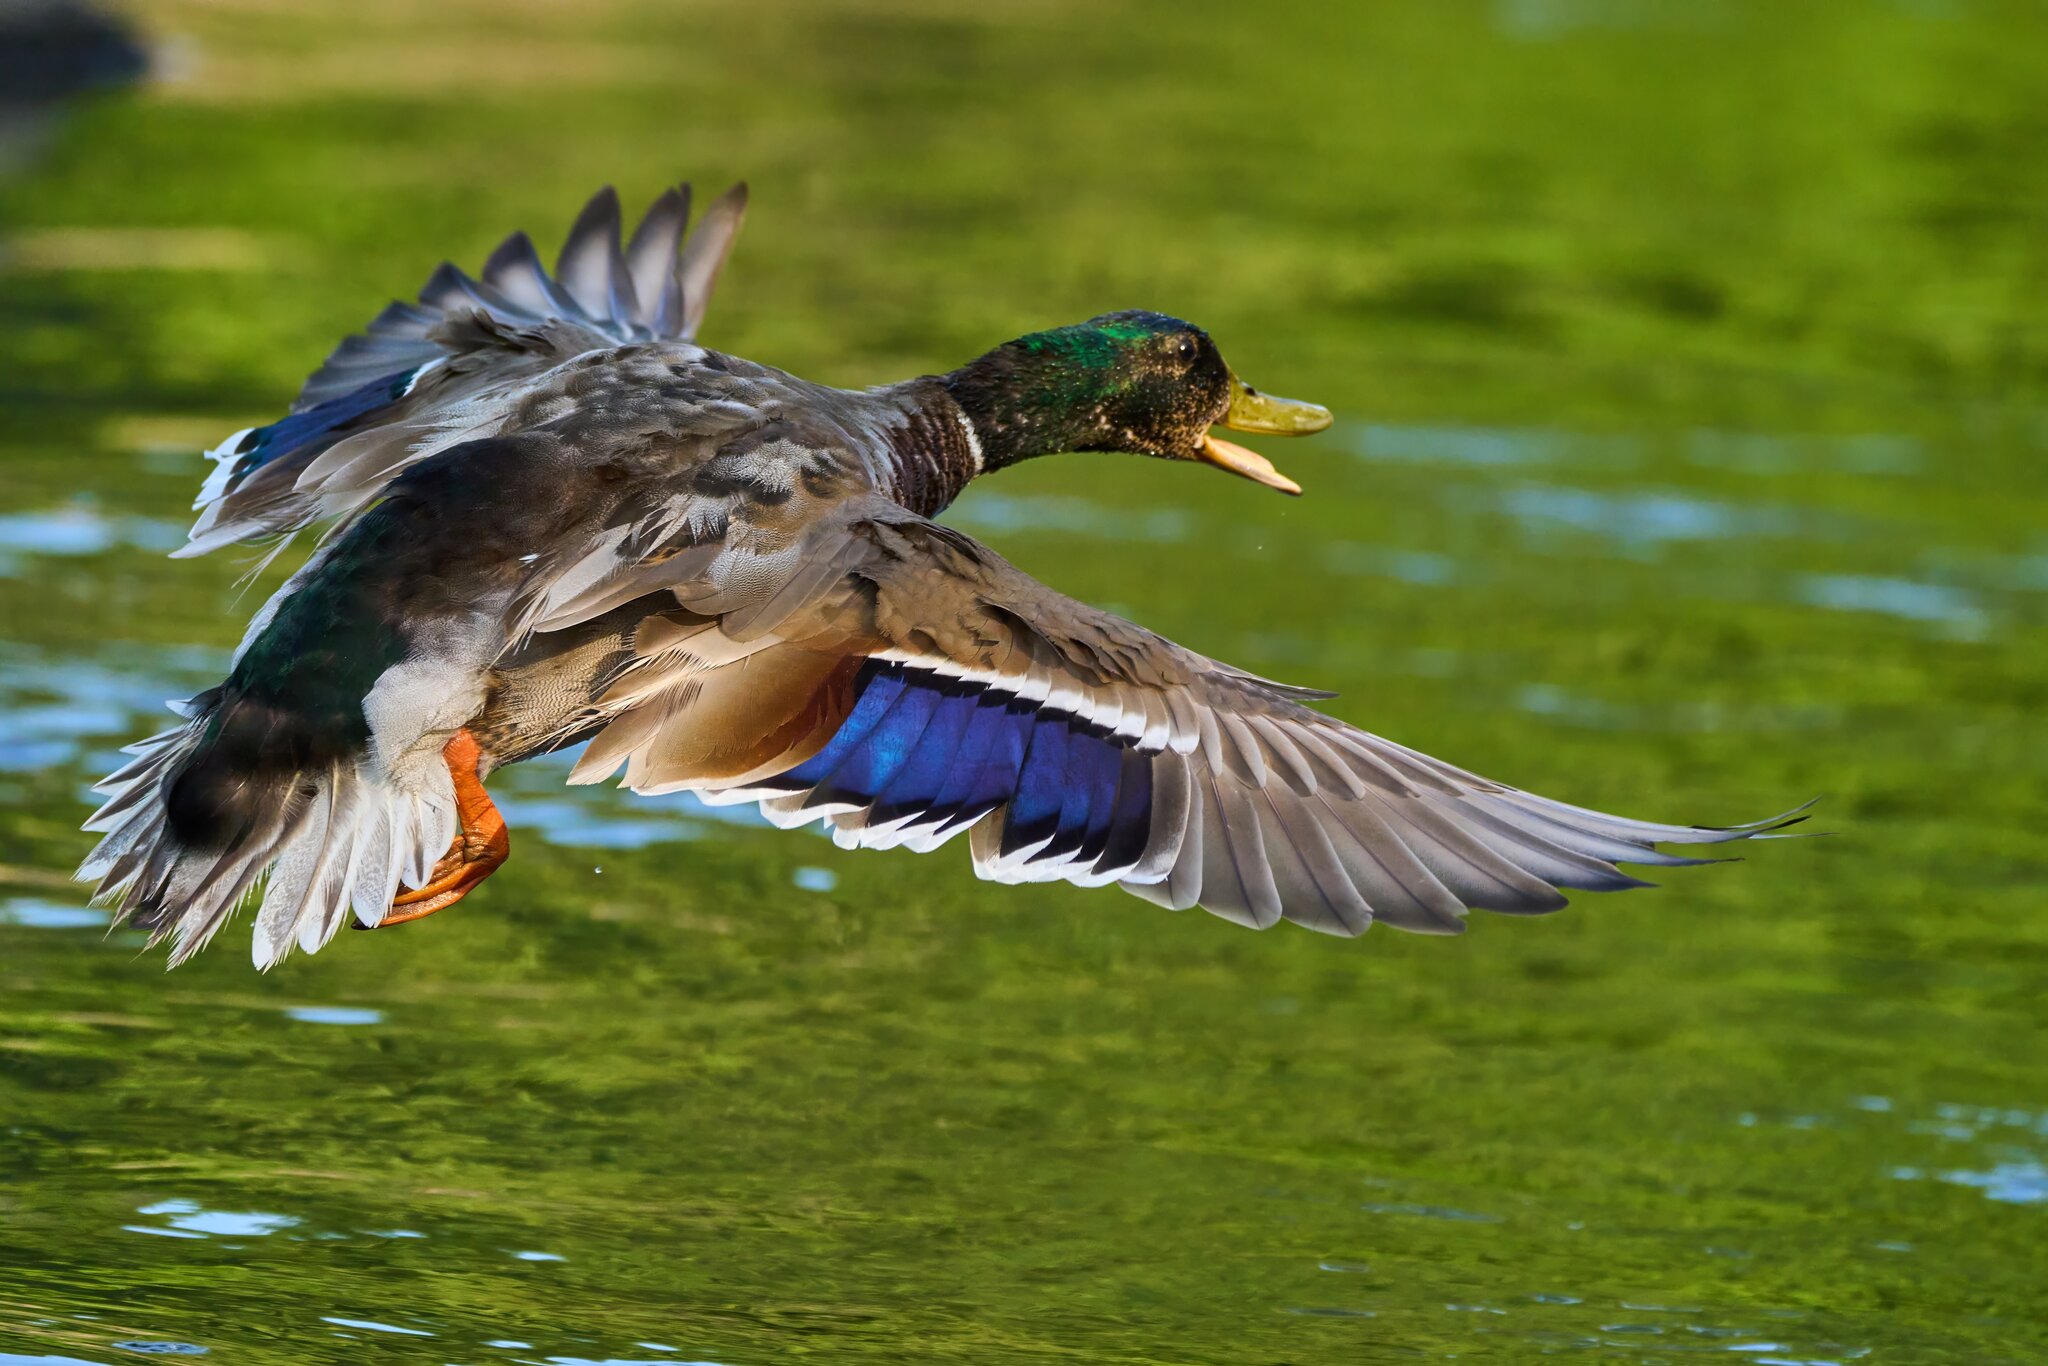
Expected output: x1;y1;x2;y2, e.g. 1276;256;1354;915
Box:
2;1;2045;1362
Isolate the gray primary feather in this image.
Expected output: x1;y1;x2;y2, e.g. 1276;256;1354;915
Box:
627;185;691;334
181;181;750;559
676;183;747;342
300;179;746;410
488;492;1808;943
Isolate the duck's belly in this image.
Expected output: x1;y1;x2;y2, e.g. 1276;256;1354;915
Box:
468;597;856;796
467;600;661;773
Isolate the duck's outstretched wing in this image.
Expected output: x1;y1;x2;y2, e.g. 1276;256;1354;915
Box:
180;182;749;557
560;499;1804;936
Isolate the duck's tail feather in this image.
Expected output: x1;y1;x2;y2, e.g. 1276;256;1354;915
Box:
77;695;458;970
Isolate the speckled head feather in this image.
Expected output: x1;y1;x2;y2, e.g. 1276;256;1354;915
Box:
942;310;1232;470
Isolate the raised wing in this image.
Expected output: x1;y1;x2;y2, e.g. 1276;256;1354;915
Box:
180;182;748;557
547;500;1803;937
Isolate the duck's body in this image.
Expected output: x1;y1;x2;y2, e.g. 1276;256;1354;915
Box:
81;182;1801;969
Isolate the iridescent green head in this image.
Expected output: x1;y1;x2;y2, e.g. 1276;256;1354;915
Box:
943;310;1331;494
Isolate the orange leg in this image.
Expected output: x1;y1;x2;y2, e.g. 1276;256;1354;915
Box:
366;728;510;929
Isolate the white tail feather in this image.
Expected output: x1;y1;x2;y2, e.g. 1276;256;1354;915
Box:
76;710;460;970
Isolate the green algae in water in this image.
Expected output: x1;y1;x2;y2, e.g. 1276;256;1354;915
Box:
2;1;2047;1362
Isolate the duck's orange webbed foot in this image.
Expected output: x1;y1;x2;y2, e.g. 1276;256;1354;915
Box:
364;728;510;929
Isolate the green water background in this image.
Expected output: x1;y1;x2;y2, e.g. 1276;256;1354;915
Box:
2;1;2045;1361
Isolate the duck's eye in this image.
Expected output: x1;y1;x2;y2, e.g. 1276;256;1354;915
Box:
1173;337;1199;364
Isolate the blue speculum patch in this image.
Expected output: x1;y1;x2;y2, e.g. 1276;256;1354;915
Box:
778;659;1150;861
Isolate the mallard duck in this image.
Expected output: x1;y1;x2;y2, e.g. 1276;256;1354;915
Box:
78;181;1804;969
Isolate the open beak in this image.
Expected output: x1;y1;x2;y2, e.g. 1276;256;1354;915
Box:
1198;374;1332;495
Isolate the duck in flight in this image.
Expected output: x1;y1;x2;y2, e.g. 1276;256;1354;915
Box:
78;181;1806;969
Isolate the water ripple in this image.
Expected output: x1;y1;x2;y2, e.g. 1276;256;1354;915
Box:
0;505;185;565
132;1200;298;1239
1360;1201;1502;1223
947;491;1190;544
281;1006;384;1027
0;898;106;929
1350;420;1638;468
1933;1162;2048;1206
318;1317;433;1338
1797;574;1989;635
109;1346;206;1358
1496;484;1800;547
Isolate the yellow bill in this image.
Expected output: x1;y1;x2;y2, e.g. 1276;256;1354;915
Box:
1222;375;1332;436
1198;373;1332;494
1199;434;1303;495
